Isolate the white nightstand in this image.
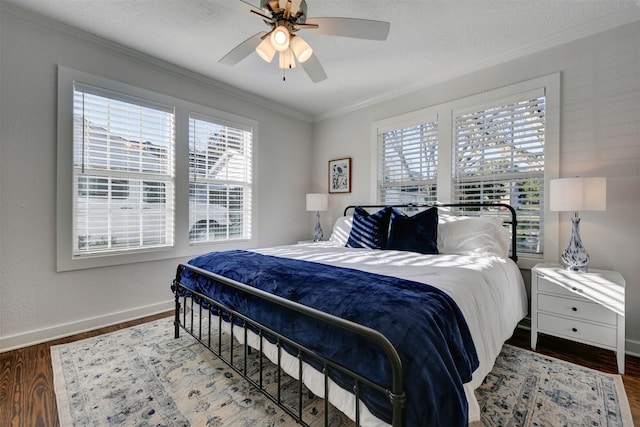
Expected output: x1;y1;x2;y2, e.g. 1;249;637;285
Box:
531;263;626;373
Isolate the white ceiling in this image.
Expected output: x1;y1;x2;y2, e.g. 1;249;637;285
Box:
4;0;640;121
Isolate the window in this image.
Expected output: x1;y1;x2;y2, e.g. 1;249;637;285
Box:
453;93;545;255
373;75;559;261
378;121;439;205
73;84;175;256
189;113;253;243
58;67;258;271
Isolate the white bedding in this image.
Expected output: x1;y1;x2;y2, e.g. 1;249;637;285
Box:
236;241;529;424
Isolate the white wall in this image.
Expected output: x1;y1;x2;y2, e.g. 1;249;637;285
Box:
312;22;640;353
0;9;313;350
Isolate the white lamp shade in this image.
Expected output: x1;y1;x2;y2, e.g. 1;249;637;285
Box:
278;48;296;69
270;25;290;52
256;37;276;62
306;193;328;211
290;35;313;63
549;177;606;211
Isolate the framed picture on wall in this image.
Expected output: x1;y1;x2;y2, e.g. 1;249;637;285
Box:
328;157;351;193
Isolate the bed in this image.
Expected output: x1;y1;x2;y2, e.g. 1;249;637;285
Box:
172;203;528;426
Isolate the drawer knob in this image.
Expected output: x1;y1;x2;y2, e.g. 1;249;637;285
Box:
572;327;578;333
572;307;578;312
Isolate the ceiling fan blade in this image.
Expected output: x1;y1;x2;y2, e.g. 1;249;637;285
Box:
219;32;268;65
304;17;390;40
300;53;327;83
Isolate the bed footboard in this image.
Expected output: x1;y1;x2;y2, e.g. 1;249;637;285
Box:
173;264;406;427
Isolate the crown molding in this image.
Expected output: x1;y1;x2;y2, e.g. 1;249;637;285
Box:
313;6;640;123
0;2;313;123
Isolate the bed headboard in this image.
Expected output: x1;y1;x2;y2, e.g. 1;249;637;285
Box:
343;203;518;262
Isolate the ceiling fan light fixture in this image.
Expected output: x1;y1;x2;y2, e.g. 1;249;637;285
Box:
255;37;276;62
290;35;313;63
270;25;290;51
278;48;296;69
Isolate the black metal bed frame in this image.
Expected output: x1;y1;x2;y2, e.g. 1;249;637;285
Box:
173;203;518;427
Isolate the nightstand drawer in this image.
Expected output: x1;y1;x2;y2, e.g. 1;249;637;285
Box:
538;313;617;348
538;276;585;298
538;294;617;325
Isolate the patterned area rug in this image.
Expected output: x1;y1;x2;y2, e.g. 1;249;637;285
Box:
51;318;633;426
473;344;633;427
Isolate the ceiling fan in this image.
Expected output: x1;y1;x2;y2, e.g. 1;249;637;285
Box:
219;0;391;82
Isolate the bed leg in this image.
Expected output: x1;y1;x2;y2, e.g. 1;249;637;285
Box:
174;284;180;339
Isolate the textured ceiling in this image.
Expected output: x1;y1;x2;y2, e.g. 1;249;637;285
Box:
4;0;640;121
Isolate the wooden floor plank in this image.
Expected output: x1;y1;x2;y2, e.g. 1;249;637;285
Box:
1;312;638;426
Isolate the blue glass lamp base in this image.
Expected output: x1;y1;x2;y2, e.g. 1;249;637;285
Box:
561;215;589;272
313;211;323;242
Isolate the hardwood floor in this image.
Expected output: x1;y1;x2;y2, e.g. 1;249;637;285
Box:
0;311;173;427
1;314;638;426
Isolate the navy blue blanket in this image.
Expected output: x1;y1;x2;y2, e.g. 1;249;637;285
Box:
175;250;478;427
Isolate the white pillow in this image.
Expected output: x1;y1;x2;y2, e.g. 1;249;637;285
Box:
329;216;353;246
438;215;511;258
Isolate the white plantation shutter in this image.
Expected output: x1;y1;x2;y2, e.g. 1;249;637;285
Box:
73;83;175;255
453;91;545;255
189;113;252;242
378;121;438;205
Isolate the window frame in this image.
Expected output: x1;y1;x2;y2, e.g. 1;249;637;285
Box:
371;74;560;268
57;66;257;271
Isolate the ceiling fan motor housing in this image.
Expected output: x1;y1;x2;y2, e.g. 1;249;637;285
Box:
261;0;308;24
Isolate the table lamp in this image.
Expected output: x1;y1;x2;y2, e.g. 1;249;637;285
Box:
549;177;606;272
306;193;328;242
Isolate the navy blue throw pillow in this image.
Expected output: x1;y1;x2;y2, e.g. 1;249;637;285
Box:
386;207;439;254
345;206;392;249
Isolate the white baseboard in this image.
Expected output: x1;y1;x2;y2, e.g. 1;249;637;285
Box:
625;338;640;358
0;300;174;353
